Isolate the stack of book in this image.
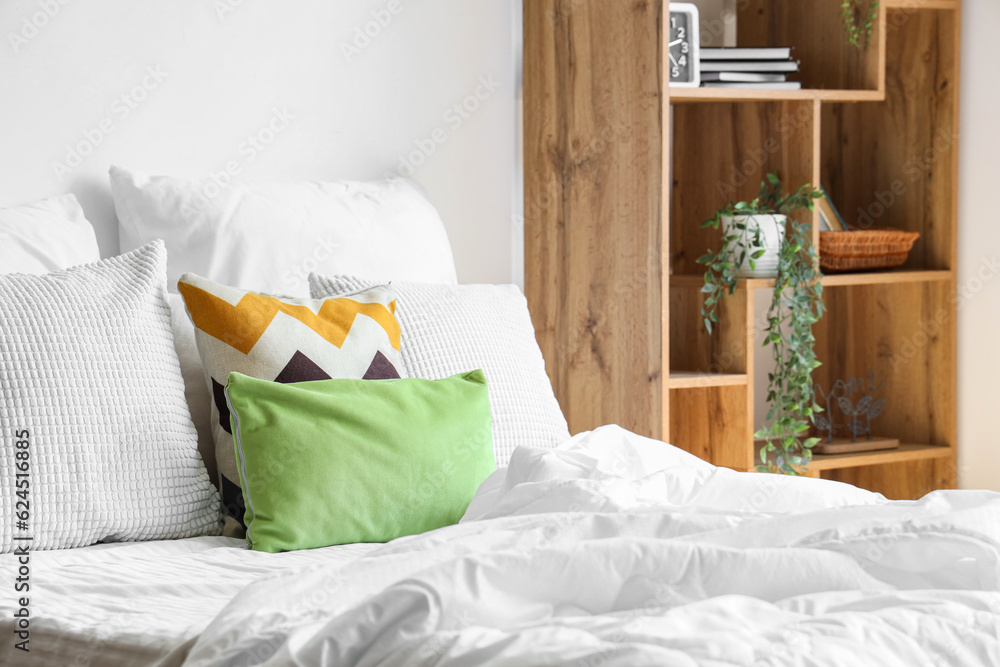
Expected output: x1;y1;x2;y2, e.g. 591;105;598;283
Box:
700;47;801;90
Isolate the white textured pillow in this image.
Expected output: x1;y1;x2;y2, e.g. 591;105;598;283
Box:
110;165;458;296
0;241;221;552
0;194;100;274
310;274;570;467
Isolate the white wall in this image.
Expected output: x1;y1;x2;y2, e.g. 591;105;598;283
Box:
0;0;520;285
958;0;1000;491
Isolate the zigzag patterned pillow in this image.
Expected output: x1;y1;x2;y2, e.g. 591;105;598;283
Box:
178;273;405;537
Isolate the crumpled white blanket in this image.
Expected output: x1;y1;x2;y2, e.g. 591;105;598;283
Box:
180;426;1000;666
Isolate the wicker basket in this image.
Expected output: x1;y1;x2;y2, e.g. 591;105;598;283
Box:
819;228;920;272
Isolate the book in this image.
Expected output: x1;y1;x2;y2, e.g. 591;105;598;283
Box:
702;82;803;90
700;72;788;83
699;60;800;73
700;47;793;61
816;187;849;231
818;207;835;232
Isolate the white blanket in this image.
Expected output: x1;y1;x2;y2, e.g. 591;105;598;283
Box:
180;426;1000;666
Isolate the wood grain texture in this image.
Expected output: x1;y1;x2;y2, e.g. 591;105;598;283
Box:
524;0;665;437
823;457;957;499
669;386;753;470
737;0;886;92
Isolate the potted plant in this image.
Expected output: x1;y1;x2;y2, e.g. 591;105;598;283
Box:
697;174;825;475
841;0;879;49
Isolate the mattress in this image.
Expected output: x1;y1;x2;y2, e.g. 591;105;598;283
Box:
0;536;376;667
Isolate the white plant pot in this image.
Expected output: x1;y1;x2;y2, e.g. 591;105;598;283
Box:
721;214;786;278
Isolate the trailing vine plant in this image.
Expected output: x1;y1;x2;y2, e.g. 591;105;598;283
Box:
841;0;879;49
697;174;825;475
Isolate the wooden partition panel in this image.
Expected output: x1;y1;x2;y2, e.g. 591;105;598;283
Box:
671;100;816;275
821;9;957;270
524;0;665;437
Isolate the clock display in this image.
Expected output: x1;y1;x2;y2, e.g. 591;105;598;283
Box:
670;14;692;81
668;5;700;87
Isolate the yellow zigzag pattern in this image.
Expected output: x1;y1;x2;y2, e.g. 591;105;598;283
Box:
179;283;400;355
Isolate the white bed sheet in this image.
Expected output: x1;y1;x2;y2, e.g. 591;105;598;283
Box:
0;536;376;667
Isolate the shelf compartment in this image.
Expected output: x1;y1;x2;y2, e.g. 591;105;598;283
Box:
734;0;885;93
670;99;818;276
809;280;957;494
821;7;958;272
668;372;748;389
669;280;751;377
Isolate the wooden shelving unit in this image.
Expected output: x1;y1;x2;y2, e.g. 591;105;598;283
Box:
524;0;960;499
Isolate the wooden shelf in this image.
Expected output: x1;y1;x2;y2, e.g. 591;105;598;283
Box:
807;444;953;472
668;372;748;389
883;0;958;9
820;269;953;287
670;269;952;290
669;88;884;104
750;442;952;472
525;0;959;499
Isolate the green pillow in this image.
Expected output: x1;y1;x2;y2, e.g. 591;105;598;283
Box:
225;370;496;553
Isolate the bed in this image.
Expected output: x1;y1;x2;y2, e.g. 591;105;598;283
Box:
2;426;999;666
2;174;999;666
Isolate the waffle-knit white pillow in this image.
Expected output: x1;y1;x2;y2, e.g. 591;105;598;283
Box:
0;241;221;552
310;274;570;467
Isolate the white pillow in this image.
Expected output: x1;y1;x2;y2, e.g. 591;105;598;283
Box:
0;241;221;552
0;194;100;274
310;274;570;467
110;166;458;296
